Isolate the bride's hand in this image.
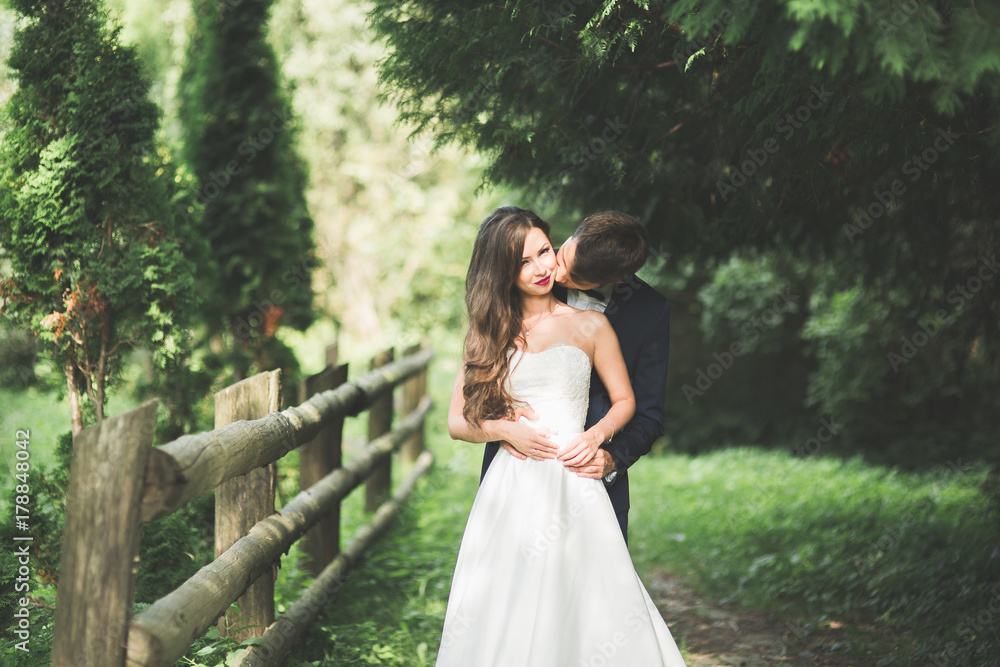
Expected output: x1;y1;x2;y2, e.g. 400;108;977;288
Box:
498;419;557;460
557;430;603;467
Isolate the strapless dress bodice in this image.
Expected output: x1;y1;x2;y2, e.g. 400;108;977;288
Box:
507;345;591;440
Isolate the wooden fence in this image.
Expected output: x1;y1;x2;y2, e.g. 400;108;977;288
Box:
50;342;434;667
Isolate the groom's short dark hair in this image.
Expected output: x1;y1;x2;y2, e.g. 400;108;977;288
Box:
569;211;649;286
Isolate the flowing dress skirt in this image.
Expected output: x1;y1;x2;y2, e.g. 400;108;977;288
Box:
435;445;687;666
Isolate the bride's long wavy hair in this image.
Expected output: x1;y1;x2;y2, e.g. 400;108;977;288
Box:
462;206;551;425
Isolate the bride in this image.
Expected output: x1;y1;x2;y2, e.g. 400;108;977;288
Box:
437;207;686;666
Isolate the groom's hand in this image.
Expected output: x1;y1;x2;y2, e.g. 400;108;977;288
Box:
566;448;616;479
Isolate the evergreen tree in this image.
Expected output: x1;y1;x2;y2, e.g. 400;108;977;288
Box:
369;0;999;301
0;0;198;436
180;0;316;380
370;0;1000;460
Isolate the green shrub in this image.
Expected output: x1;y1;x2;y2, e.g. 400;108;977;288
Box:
663;255;816;454
29;433;74;583
135;492;215;604
0;328;37;390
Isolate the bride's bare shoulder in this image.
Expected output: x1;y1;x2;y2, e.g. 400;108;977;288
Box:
573;307;608;323
564;308;609;335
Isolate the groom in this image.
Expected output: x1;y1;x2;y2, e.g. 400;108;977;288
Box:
481;210;670;543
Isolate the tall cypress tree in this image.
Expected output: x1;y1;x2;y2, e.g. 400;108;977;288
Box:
180;0;316;380
0;0;198;436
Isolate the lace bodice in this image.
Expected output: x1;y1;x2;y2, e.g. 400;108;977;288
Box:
507;345;591;440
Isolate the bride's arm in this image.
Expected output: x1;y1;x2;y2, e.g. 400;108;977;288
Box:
448;366;558;460
558;314;636;467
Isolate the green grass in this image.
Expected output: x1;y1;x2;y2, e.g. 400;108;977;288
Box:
280;444;478;666
0;377;144;530
0;386;70;475
628;449;1000;665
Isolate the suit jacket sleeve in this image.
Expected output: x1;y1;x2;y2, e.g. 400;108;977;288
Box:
604;299;669;474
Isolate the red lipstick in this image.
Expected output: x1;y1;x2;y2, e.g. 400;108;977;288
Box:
534;275;551;286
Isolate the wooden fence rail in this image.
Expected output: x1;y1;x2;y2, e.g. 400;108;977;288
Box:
51;343;434;667
140;347;434;522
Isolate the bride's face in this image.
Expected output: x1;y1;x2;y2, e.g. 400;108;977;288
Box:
515;227;556;297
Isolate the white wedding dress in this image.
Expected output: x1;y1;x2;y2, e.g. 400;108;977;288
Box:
436;345;686;666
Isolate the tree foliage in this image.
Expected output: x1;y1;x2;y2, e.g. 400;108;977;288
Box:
269;0;490;349
371;0;999;277
371;0;1000;461
95;0;494;357
0;0;198;435
179;0;316;379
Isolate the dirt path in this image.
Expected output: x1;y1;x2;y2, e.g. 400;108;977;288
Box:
647;571;871;667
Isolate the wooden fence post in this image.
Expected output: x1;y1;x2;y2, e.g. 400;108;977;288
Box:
298;361;349;576
51;400;158;667
365;348;394;512
214;370;281;641
401;343;427;464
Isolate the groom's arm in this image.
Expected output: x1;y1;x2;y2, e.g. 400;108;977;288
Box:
603;300;670;479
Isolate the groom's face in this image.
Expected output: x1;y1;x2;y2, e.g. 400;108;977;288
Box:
554;237;601;290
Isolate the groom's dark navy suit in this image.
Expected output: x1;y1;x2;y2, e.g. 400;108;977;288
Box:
480;276;670;543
